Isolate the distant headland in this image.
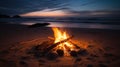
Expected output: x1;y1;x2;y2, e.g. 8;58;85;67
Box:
0;14;21;18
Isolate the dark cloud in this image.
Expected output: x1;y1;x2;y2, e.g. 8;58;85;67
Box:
0;0;69;15
67;10;120;17
0;0;120;16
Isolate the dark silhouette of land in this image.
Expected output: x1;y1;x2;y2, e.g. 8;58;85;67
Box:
12;15;21;18
0;14;21;18
0;14;10;18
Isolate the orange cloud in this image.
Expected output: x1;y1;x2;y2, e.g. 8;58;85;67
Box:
20;9;76;17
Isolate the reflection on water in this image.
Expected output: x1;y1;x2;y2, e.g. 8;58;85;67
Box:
49;22;120;30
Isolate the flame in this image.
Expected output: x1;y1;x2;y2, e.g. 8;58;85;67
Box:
52;27;74;54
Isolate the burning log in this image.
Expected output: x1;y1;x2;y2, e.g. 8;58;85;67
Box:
69;41;80;49
43;36;73;55
64;45;71;52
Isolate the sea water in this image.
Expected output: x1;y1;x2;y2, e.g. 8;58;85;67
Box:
0;17;120;30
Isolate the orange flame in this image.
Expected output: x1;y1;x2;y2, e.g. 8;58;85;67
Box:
52;27;74;54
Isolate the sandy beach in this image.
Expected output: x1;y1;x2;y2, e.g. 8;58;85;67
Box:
0;24;120;67
0;0;120;67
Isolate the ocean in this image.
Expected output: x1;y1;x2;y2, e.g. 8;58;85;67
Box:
0;17;120;30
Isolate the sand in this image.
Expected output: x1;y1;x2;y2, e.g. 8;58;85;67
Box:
0;24;120;67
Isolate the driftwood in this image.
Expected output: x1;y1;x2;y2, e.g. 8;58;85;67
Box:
43;36;73;54
69;41;80;49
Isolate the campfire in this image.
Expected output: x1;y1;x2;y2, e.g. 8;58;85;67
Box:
25;27;93;59
35;27;82;57
52;27;79;56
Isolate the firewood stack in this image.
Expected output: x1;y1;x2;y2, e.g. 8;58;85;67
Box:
28;36;88;60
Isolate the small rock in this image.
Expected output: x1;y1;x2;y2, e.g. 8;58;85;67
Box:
87;64;93;67
77;49;88;56
34;52;44;58
56;49;64;57
70;50;77;57
46;52;58;60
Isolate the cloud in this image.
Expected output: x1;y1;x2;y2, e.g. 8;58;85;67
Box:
0;0;69;15
20;9;76;17
66;10;120;17
20;8;120;17
0;0;120;16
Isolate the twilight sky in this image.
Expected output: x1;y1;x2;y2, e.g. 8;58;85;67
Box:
0;0;120;17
